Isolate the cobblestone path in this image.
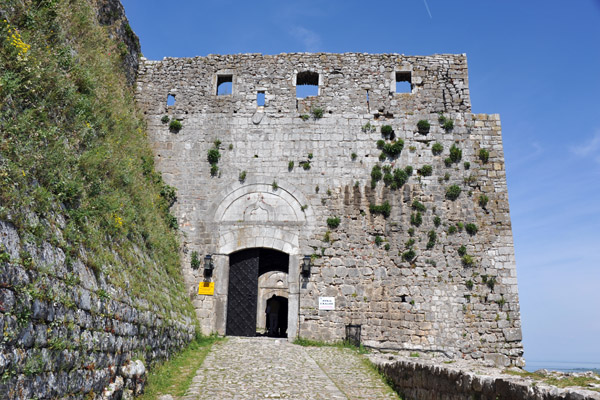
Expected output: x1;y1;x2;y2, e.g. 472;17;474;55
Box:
180;337;399;400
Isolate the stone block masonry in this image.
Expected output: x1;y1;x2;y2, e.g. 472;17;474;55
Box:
136;52;524;365
0;221;195;399
371;355;600;400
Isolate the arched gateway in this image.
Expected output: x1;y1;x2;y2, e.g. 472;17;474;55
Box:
225;248;289;337
207;177;313;339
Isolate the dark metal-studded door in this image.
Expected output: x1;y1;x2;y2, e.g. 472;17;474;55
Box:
226;249;259;336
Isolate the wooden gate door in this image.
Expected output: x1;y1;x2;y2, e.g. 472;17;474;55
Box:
226;249;259;336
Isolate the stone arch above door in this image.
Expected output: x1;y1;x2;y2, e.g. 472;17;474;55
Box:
210;176;315;226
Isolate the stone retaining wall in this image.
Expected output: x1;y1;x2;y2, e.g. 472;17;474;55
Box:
372;356;600;400
0;221;195;399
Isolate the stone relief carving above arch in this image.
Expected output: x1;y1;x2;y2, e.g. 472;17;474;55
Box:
210;176;315;226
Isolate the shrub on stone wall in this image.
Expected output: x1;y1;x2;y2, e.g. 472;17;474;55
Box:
465;223;478;235
381;125;393;138
169;119;182;132
479;148;490;163
420;165;433;176
327;216;341;229
417;119;430;134
431;142;443;155
449;144;462;163
446;185;461;200
479;194;489;208
370;201;391;218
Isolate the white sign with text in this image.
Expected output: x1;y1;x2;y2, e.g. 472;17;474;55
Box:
318;297;335;310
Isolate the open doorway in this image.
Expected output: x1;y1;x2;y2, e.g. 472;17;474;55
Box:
265;295;288;337
226;248;289;337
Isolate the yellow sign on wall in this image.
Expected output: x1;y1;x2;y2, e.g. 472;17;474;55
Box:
198;282;215;295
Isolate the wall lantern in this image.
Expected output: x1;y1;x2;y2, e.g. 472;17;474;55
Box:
204;254;214;277
302;255;312;276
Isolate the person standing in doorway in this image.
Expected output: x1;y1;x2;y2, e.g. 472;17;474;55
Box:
267;295;280;336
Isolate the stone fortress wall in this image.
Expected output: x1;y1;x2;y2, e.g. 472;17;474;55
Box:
135;52;524;366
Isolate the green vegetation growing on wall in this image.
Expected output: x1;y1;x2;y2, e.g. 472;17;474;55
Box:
0;0;194;320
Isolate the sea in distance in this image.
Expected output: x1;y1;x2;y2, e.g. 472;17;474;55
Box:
525;360;600;374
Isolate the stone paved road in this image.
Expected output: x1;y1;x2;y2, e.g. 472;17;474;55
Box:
180;337;400;400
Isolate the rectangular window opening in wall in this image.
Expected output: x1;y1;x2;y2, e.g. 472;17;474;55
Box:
296;71;319;98
257;91;265;107
396;71;412;93
167;94;176;106
217;75;233;95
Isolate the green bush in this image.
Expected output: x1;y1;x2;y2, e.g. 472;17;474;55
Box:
466;280;474;290
160;185;177;208
169;119;182;132
442;119;454;132
207;148;221;164
383;140;404;157
464;161;470;170
311;107;324;119
383;173;394;186
300;114;310;121
288;161;294;171
382;165;392;174
351;152;357;160
465;223;478;235
374;235;383;246
371;165;383;182
239;170;247;182
361;122;376;133
376;139;385;149
412;200;426;212
461;254;474;267
302;161;311;170
417;119;430;134
426;230;436;249
272;181;278;190
370;201;391;218
327;216;341;229
487;276;497;290
431;142;443;155
190;251;200;270
161;115;170;123
402;249;416;262
478;194;489;208
210;164;219;176
404;166;413;175
410;212;423;227
433;216;441;227
458;245;467;256
420;165;433;176
479;148;490;163
448;225;457;234
446;185;461;201
393;168;408;188
449;144;462;163
381;125;393;138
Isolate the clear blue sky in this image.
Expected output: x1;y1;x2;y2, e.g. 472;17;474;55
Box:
121;0;600;366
